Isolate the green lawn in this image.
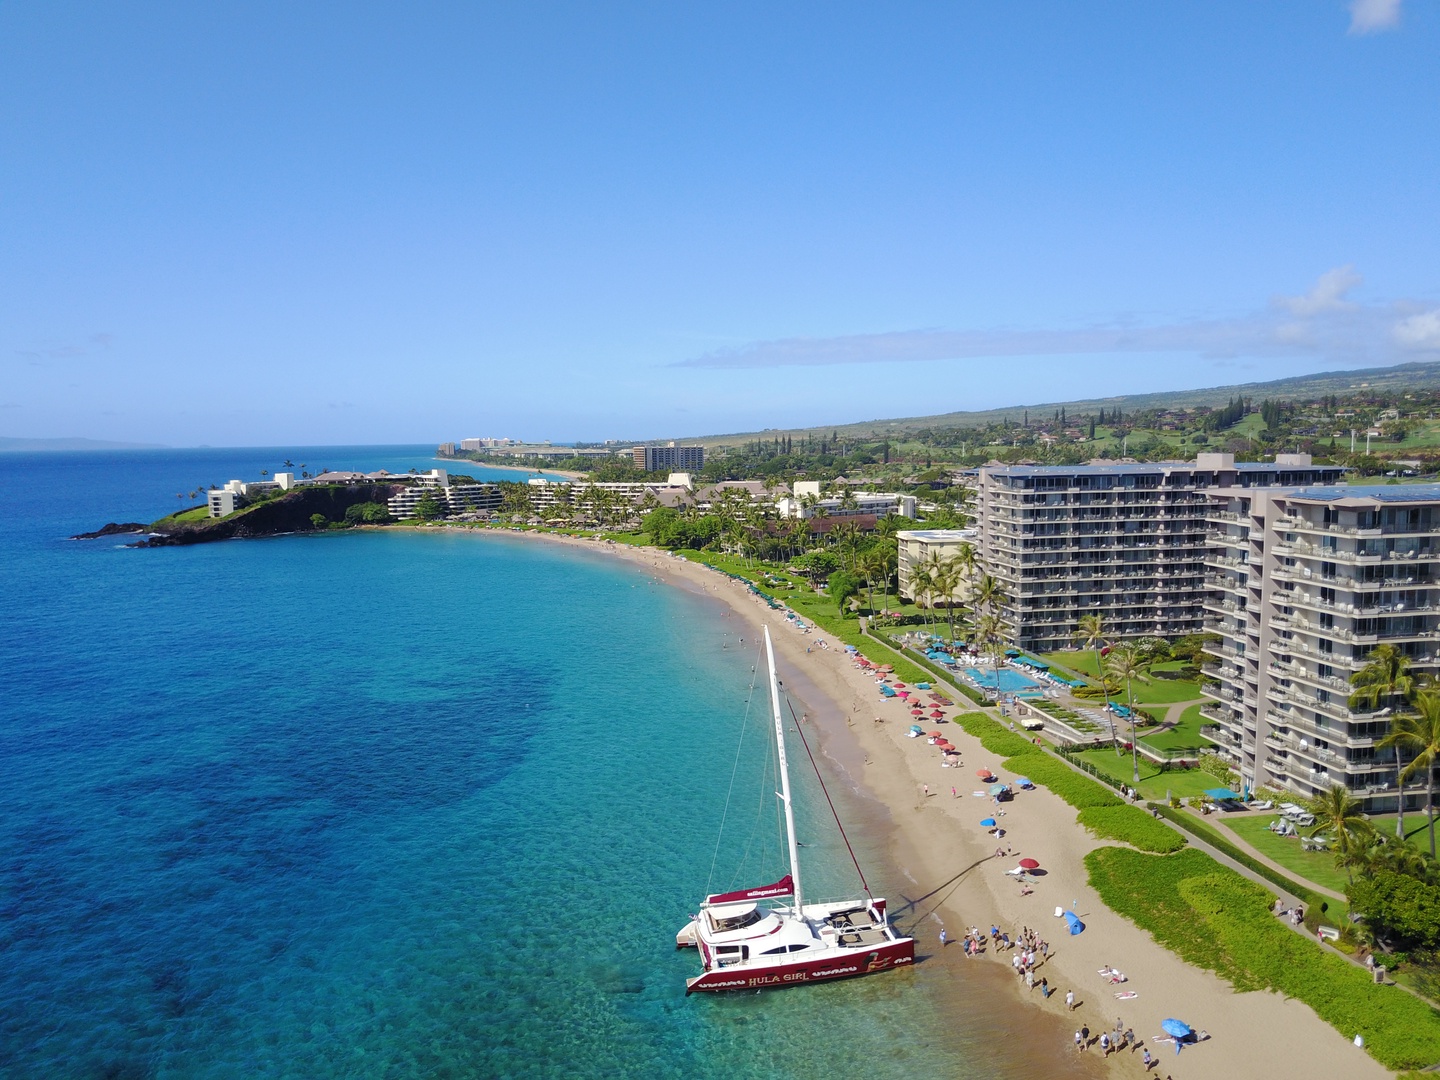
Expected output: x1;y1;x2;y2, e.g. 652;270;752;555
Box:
1071;747;1217;801
1039;651;1201;704
1138;702;1214;754
1040;650;1098;678
1364;814;1440;854
1220;815;1351;894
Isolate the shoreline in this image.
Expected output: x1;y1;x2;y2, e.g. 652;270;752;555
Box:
463;527;1389;1080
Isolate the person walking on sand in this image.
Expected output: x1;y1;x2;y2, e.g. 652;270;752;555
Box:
1099;1032;1110;1056
1065;989;1075;1011
1141;1047;1153;1071
1074;1031;1083;1053
1025;969;1034;991
939;928;947;948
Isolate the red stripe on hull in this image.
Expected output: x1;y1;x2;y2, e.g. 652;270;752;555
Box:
685;938;914;994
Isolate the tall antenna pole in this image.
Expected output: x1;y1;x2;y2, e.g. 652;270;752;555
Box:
764;627;803;915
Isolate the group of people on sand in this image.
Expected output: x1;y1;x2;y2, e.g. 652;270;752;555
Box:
1073;1017;1140;1059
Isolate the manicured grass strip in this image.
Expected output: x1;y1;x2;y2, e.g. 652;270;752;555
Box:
1000;754;1124;810
1076;805;1186;854
951;712;1037;758
1149;804;1330;913
1087;847;1440;1072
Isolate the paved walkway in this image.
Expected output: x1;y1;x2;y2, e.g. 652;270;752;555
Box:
1197;811;1348;902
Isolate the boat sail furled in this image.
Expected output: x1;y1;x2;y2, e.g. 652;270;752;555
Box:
676;627;914;993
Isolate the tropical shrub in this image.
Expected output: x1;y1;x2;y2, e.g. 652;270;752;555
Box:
1349;871;1440;953
1076;805;1186;854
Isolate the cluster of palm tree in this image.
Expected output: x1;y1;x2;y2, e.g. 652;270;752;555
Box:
1307;782;1440;888
1349;644;1440;857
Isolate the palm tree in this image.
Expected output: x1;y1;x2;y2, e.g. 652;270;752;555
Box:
1104;643;1152;784
976;612;1006;702
1352;644;1417;838
1074;614;1119;754
1308;783;1374;883
1398;693;1440;858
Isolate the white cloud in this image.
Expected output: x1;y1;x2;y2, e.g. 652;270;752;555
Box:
1349;0;1402;34
674;268;1440;370
1276;264;1361;315
1395;310;1440;349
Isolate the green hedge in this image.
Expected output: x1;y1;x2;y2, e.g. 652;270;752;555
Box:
1087;847;1440;1071
952;712;1042;759
1076;805;1187;854
1148;803;1328;912
999;753;1123;810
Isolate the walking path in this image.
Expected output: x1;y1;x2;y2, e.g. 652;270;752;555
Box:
1198;812;1347;903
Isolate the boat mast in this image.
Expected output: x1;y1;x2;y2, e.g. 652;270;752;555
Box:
764;626;804;915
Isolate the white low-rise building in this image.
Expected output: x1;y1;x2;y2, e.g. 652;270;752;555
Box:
897;529;979;602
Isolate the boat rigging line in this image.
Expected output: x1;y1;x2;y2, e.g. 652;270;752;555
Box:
785;695;872;899
704;638;766;899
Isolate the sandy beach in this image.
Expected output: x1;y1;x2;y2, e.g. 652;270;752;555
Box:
481;529;1388;1080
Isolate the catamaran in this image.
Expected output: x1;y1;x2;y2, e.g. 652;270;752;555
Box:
676;626;914;994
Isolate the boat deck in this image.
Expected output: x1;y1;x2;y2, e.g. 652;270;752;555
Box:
835;927;891;947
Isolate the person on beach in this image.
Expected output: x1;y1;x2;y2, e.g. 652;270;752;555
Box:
1040;977;1050;998
1065;989;1075;1010
1125;1027;1135;1050
1099;1032;1110;1056
1141;1047;1153;1070
1080;1025;1090;1047
1025;969;1034;991
1074;1031;1083;1053
939;928;947;947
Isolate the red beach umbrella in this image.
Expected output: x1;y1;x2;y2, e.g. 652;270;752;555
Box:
1018;858;1040;870
976;769;993;778
930;709;945;717
929;730;942;738
893;682;907;688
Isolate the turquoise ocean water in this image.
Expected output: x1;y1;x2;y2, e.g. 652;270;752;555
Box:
2;447;1078;1079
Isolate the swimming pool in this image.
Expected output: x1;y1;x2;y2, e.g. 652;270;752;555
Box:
964;667;1043;693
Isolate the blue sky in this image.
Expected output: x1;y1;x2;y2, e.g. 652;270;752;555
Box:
2;1;1437;445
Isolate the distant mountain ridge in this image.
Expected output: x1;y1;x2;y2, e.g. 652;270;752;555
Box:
0;436;169;452
679;360;1440;446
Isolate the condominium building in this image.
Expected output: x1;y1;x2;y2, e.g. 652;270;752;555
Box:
632;443;705;471
386;474;502;518
973;454;1343;652
1203;485;1440;811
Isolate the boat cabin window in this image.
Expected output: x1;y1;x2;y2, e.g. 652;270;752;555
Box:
715;945;748;966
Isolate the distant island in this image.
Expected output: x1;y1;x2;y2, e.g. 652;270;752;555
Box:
0;436;168;452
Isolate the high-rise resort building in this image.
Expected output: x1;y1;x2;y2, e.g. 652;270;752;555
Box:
1203;484;1440;812
972;454;1343;653
632;443;705;471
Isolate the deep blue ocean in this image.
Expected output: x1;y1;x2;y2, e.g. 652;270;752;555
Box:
1;446;1076;1079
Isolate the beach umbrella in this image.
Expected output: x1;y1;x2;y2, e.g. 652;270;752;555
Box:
929;730;942;737
989;783;1008;796
893;682;906;688
1013;777;1034;789
1018;858;1040;870
1161;1019;1191;1039
1063;911;1085;936
930;709;945;717
976;769;993;778
980;817;997;827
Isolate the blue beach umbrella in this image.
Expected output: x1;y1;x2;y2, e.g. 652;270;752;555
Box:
980;817;997;827
1161;1019;1191;1038
1013;777;1034;789
1063;911;1085;935
988;783;1008;796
